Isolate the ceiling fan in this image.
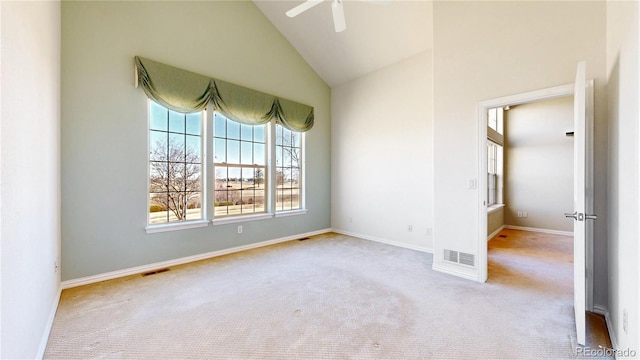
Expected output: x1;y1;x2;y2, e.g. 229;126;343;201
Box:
286;0;346;32
286;0;388;33
286;0;391;32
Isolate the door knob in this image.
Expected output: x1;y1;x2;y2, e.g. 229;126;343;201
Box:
564;212;596;221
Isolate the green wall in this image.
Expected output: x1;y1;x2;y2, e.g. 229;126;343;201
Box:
61;1;331;280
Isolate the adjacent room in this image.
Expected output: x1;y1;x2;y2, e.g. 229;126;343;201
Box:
487;97;575;263
1;0;638;359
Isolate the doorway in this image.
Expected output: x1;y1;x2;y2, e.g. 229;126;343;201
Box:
476;81;595;310
487;96;574;238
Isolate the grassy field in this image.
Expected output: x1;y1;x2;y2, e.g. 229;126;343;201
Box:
149;180;300;224
149;208;203;224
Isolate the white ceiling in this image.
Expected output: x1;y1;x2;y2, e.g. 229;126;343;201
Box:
253;0;432;87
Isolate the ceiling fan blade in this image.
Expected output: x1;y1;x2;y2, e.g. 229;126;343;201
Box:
286;0;324;18
331;0;346;32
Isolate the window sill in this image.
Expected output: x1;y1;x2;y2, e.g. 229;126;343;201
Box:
487;204;505;214
146;220;209;234
212;213;274;225
147;209;310;232
275;209;308;218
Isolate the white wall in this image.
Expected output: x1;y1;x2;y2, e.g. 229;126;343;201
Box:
504;97;573;233
487;208;503;237
331;51;433;252
432;0;608;306
0;1;61;358
61;1;331;281
606;0;639;352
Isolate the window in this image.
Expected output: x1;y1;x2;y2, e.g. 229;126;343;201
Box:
487;106;505;209
147;101;306;229
488;107;504;135
487;140;503;207
148;101;203;224
275;125;303;211
213;114;267;217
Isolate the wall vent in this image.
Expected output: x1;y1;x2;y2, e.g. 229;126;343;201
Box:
444;249;459;263
459;252;475;266
443;249;475;267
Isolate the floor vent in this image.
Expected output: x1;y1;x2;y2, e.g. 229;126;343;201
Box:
142;268;169;277
499;234;507;238
298;237;310;241
443;249;475;267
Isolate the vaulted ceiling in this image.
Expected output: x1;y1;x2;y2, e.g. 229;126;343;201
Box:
253;0;432;87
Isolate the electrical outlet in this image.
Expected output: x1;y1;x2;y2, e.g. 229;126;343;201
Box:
468;178;477;189
517;211;523;218
237;225;243;234
54;260;59;273
623;309;628;334
426;228;432;236
408;225;413;232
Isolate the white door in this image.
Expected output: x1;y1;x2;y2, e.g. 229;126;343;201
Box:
567;60;593;346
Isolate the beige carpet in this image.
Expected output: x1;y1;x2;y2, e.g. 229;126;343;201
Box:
45;231;606;359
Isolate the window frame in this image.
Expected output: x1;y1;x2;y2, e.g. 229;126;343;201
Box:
487;141;498;207
487;106;505;213
146;101;307;233
212;113;269;219
146;100;206;232
487;139;503;209
274;123;305;214
488;107;504;135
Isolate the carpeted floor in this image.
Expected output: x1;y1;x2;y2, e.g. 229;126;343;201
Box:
44;230;610;359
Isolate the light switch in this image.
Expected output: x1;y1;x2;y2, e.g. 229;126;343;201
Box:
468;178;477;189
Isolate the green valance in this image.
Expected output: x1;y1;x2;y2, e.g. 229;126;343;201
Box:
135;56;314;132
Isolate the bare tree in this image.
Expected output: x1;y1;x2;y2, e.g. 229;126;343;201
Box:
278;129;301;168
150;138;201;220
254;168;264;187
276;170;285;186
277;128;301;185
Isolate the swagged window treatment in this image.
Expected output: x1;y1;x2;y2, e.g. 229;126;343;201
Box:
134;56;314;132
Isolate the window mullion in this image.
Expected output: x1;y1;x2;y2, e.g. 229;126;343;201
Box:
213;163;263;169
300;132;305;209
269;121;276;214
165;110;170;221
204;105;214;221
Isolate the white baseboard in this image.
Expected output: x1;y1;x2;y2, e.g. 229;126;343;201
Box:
61;228;332;290
503;225;573;237
488;225;505;241
593;304;618;351
37;284;62;359
331;228;433;254
432;263;479;282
